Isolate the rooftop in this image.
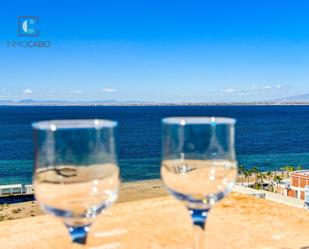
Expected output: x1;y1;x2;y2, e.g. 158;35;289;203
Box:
290;170;309;177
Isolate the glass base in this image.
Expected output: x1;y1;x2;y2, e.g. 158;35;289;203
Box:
40;204;107;244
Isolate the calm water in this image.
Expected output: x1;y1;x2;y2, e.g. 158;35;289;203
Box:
1;105;309;185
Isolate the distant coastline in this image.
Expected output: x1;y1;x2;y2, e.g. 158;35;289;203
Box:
1;100;309;106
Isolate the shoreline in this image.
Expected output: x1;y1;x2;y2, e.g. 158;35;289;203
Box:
0;179;168;222
0;170;292;222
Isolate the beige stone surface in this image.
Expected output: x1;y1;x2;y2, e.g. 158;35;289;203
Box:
1;192;309;249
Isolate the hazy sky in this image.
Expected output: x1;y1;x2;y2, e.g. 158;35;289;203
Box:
1;0;309;102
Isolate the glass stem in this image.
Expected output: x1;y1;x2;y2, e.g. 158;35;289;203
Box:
188;208;209;249
66;224;91;244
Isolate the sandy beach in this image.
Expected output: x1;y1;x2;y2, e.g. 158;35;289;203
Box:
0;171;290;222
0;179;168;222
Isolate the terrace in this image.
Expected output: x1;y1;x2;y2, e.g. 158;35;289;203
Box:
0;180;309;248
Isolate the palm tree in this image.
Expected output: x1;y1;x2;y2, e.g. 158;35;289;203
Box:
257;172;267;190
297;165;303;171
274;175;283;193
274;175;282;182
266;171;273;191
250;167;259;186
273;169;277;180
288;166;295;177
280;166;286;179
244;170;252;187
282;166;295;178
238;165;245;184
266;171;272;182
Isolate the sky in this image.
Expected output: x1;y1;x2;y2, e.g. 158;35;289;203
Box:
0;0;309;102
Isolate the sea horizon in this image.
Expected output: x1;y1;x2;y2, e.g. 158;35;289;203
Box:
2;99;309;107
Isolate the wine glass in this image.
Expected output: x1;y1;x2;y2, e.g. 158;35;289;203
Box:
32;119;120;244
161;117;237;248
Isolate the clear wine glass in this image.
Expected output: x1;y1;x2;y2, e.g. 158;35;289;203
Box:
32;119;120;244
161;117;237;248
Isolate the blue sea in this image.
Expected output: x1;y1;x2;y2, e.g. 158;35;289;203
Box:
1;105;309;185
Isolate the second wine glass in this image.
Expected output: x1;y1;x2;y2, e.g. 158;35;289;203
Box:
161;117;237;248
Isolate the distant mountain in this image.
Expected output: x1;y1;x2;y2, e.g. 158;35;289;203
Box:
2;97;309;106
0;99;159;106
18;99;36;103
273;94;309;103
20;99;70;103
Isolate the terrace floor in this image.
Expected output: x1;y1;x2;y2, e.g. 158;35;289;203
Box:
0;184;309;249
